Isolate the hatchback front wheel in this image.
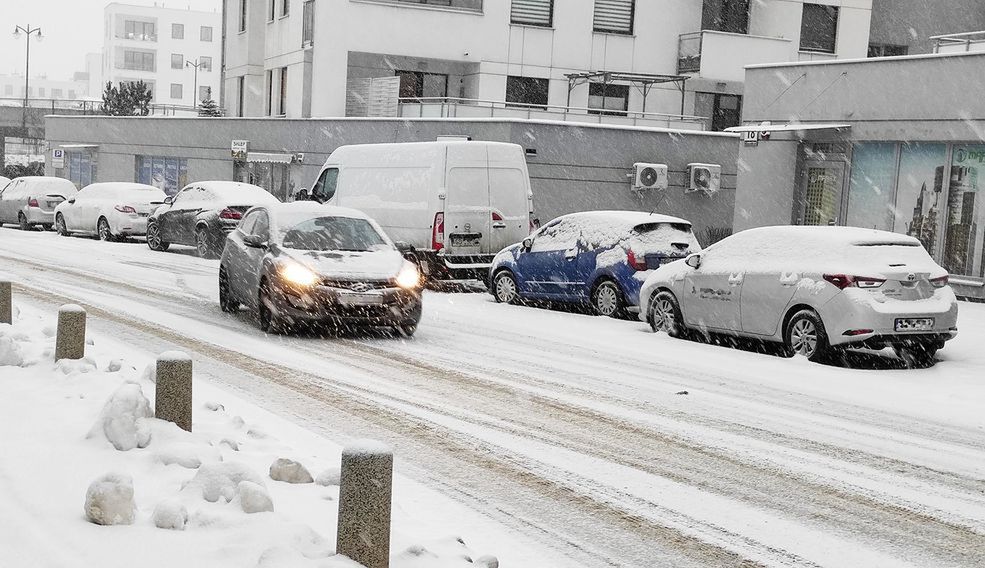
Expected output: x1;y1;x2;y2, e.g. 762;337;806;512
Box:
649;291;687;338
785;309;830;362
493;271;520;305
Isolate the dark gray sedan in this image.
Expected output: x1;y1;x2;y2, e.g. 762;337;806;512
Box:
218;202;423;335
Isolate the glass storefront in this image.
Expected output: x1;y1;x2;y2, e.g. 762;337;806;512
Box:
135;156;188;196
846;142;985;278
66;151;97;188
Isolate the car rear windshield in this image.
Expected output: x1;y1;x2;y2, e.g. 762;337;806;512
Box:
632;222;700;254
281;216;389;252
849;242;934;265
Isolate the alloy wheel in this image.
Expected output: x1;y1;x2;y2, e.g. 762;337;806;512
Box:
653;297;676;333
790;318;818;357
55;215;67;236
98;218;112;241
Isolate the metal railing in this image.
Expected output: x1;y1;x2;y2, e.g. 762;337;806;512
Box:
397;97;708;130
115;32;157;42
931;31;985;53
0;97;225;117
678;32;703;74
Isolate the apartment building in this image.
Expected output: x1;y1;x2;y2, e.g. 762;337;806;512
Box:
102;2;222;107
868;0;985;57
223;0;872;130
0;74;91;101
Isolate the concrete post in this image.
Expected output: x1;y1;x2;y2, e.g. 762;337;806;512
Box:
0;281;11;325
155;351;193;432
336;440;393;568
54;304;86;360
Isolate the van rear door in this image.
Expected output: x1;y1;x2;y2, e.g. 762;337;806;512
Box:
444;144;491;256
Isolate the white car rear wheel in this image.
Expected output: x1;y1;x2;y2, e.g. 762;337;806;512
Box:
785;310;830;362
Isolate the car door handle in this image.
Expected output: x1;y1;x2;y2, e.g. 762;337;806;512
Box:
492;222;507;229
780;272;799;286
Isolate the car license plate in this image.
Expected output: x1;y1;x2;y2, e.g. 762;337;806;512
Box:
47;201;60;208
895;317;934;331
450;233;482;247
338;292;383;306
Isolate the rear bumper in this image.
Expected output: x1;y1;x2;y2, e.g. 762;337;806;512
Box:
270;282;423;326
822;288;959;347
24;208;54;225
849;331;957;350
111;213;149;236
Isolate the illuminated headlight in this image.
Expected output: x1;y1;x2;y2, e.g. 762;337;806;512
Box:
395;262;421;289
279;261;319;287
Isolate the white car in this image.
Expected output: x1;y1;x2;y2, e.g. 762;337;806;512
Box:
639;226;958;367
0;176;10;191
0;176;78;230
54;182;167;241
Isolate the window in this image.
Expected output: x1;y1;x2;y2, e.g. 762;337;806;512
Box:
238;211;260;235
281;0;289;16
199;86;212;102
52;88;63;98
800;3;838;53
266;69;274;115
239;0;247;32
383;0;482;9
123;20;156;41
593;0;635;35
200;56;213;72
588;83;628;116
68;89;76;99
66;152;97;188
868;44;908;58
3;85;11;96
278;67;288;115
172;23;184;39
311;168;339;202
39;87;46;98
171;53;184;69
253;211;270;239
123;51;155;71
511;0;553;27
201;26;213;41
170;83;183;99
136;156;188;196
506;76;549;109
302;0;315;46
237;76;245;117
269;0;277;20
701;0;749;34
396;71;448;100
711;93;741;131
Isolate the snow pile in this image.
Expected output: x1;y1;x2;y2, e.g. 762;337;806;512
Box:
182;461;267;504
87;381;153;451
0;331;25;367
270;458;314;484
238;480;275;514
152;499;188;530
84;473;136;526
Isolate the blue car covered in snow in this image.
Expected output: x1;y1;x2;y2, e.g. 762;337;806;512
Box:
488;211;701;317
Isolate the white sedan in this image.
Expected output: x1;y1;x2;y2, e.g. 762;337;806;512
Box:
55;182;167;241
639;226;958;367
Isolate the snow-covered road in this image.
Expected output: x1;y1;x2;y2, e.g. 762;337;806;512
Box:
2;229;985;567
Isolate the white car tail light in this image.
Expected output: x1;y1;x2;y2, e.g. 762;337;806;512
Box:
114;205;137;214
823;274;886;289
27;197;40;208
930;275;948;288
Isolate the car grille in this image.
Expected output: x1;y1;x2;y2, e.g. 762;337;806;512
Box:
321;279;395;291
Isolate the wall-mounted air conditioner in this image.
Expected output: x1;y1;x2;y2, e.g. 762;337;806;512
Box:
632;163;668;191
685;163;721;194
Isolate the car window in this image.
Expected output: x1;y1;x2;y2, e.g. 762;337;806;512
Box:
631;222;701;255
531;219;580;252
253;211;270;239
311;168;339;201
238;211;259;235
281;216;388;252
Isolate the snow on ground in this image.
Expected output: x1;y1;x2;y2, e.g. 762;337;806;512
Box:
2;228;985;567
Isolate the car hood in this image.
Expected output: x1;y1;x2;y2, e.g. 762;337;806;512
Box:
282;247;404;280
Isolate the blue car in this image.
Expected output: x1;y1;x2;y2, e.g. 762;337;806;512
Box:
488;211;701;317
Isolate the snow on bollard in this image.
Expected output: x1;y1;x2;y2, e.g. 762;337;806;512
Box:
337;439;393;568
55;304;86;360
156;351;193;432
84;473;136;526
0;281;11;325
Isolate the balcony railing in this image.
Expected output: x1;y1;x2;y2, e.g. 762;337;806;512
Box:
0;98;224;117
355;0;482;12
396;97;708;130
116;32;157;42
931;31;985;53
678;32;703;74
677;30;793;81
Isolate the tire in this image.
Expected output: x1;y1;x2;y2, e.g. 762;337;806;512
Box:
592;280;624;318
396;323;417;337
894;344;939;369
784;309;830;362
146;221;170;252
196;227;220;259
648;290;688;338
219;266;240;313
492;270;521;305
55;214;69;236
18;213;30;231
97;217;115;242
257;280;284;334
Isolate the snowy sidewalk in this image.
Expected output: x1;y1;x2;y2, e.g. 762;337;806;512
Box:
0;301;500;568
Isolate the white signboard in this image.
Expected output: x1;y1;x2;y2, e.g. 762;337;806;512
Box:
231;140;249;160
51;148;65;169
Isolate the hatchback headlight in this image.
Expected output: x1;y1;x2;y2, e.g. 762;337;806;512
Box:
396;262;421;289
279;260;319;287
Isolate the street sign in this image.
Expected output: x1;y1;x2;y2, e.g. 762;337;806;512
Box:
231;140;248;160
51;149;65;168
742;131;759;146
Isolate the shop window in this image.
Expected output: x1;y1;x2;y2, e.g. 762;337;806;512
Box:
588;83;629;116
701;0;749;34
847;143;896;232
135;156;188;196
800;4;838;53
943;145;985;277
506;76;549;109
66;152;97;188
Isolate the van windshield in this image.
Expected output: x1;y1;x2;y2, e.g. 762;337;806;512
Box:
281;216;390;252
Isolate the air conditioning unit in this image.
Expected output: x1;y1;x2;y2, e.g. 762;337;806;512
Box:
632;163;668;191
686;163;721;194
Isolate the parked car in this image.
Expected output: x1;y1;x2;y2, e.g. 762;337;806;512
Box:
54;182;167;241
219;202;423;335
299;141;535;280
146;181;279;258
640;226;958;367
0;176;78;231
0;176;10;191
489;211;701;317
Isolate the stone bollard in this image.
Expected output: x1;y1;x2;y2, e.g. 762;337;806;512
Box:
54;304;87;360
0;281;11;325
336;440;394;568
155;351;193;432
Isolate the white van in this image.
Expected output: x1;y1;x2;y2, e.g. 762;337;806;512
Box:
302;141;535;279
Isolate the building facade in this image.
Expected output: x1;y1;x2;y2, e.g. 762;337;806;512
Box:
867;0;985;57
223;0;873;130
731;50;985;298
102;2;223;107
0;74;91;101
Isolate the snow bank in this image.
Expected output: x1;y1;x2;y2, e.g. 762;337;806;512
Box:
238;480;275;514
182;461;268;504
87;381;153;451
270;458;314;484
0;332;25;367
152;499;188;530
84;473;136;526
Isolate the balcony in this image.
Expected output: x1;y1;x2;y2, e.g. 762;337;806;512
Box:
931;31;985;54
396;97;708;131
352;0;482;13
678;30;792;82
115;32;157;42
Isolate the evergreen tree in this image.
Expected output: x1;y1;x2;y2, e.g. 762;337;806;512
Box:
100;80;153;116
197;88;222;117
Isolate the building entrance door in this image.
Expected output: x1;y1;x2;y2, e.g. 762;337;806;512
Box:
800;161;845;226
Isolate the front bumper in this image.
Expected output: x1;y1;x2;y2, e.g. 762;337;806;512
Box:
270;282;423;326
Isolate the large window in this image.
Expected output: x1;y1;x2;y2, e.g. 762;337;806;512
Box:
944;145;985;277
588;83;628;116
171;53;184;70
279;67;288;116
701;0;749;34
847;143;896;232
800;4;838;53
172;23;184;39
302;0;315;46
511;0;553;27
593;0;635;35
506;76;549;109
239;0;248;32
136;156;188;196
67;152;97;188
123;51;155;71
201;26;213;41
124;20;156;41
396;71;448;100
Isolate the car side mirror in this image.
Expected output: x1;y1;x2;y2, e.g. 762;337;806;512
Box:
163;196;174;205
293;188;310;202
685;253;702;269
243;234;268;249
522;237;533;251
67;198;76;204
394;240;413;254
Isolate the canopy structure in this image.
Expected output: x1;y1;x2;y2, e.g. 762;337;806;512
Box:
564;71;690;115
725;122;852;133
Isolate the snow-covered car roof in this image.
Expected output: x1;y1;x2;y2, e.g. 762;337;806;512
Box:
266;202;371;223
12;176;78;196
735;225;922;247
194;181;280;204
554;210;692;229
81;182;165;196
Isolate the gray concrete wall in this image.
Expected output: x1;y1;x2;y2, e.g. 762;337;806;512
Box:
733;139;801;232
44;116;739;239
869;0;985;55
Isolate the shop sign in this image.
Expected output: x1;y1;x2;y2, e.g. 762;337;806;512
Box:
231;140;249;160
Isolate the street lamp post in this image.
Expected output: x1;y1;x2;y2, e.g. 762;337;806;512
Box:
185;59;201;109
13;24;42;129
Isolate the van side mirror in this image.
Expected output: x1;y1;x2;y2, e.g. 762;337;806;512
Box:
522;237;533;250
394;241;413;254
685;253;702;269
293;188;310;202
